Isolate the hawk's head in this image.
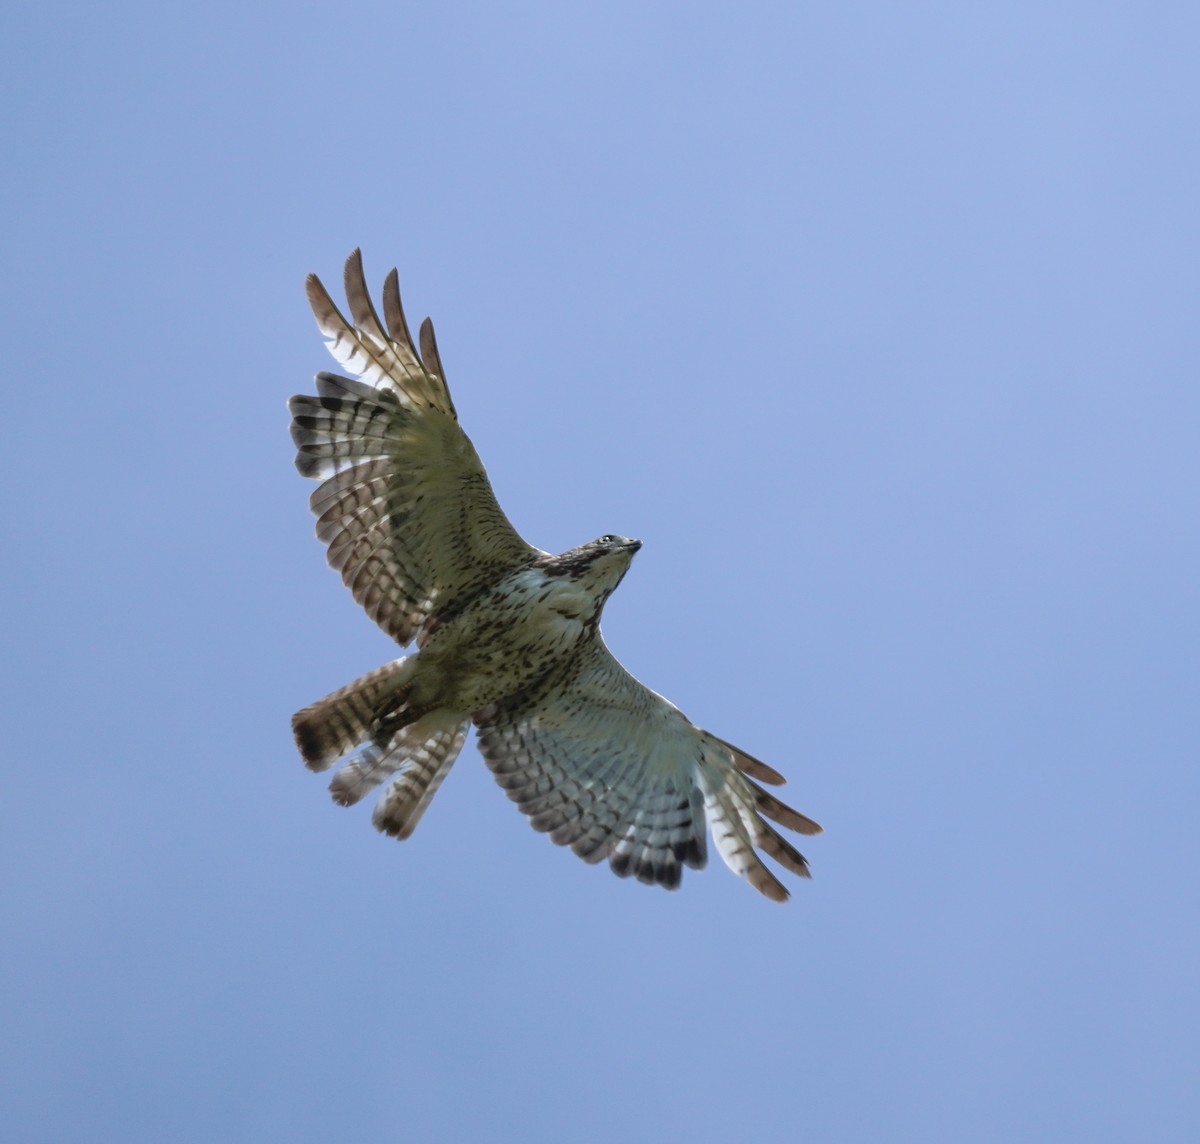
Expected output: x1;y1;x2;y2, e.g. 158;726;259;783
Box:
541;534;642;610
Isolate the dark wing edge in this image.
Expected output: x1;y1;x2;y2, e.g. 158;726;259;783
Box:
473;638;820;900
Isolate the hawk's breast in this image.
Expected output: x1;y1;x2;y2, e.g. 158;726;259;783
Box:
413;567;597;713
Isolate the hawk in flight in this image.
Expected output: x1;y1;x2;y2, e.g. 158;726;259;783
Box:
290;251;821;900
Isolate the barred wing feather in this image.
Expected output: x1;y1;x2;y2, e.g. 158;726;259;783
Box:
473;638;822;900
290;250;544;645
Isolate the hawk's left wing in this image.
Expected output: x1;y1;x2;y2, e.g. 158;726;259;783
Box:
473;638;821;900
291;250;545;645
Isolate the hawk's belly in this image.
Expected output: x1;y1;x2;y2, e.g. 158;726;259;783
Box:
410;567;595;713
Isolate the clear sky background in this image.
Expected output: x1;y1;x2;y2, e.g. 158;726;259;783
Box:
3;3;1197;1141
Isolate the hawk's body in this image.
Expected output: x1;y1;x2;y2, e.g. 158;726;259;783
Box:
291;251;821;900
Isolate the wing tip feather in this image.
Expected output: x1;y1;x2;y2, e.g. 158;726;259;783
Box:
710;733;788;786
305;272;344;337
381;266;416;351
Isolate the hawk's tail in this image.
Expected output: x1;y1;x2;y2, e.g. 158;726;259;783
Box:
292;657;418;771
292;660;470;840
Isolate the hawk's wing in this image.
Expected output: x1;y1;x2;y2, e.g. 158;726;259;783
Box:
473;637;822;900
290;250;545;645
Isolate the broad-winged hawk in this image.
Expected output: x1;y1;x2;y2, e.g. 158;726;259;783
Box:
290;251;821;900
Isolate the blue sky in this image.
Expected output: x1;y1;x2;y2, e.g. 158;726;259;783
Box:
3;2;1197;1141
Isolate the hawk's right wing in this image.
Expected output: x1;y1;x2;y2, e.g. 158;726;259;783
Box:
290;250;545;645
473;637;822;900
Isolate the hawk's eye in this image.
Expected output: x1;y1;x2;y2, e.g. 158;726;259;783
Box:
600;534;617;544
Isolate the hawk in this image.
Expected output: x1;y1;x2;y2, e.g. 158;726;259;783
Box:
290;250;821;900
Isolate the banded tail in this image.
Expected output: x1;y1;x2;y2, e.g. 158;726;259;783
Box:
292;658;470;840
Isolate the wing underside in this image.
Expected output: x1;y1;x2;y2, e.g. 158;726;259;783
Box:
473;638;821;899
291;250;544;644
